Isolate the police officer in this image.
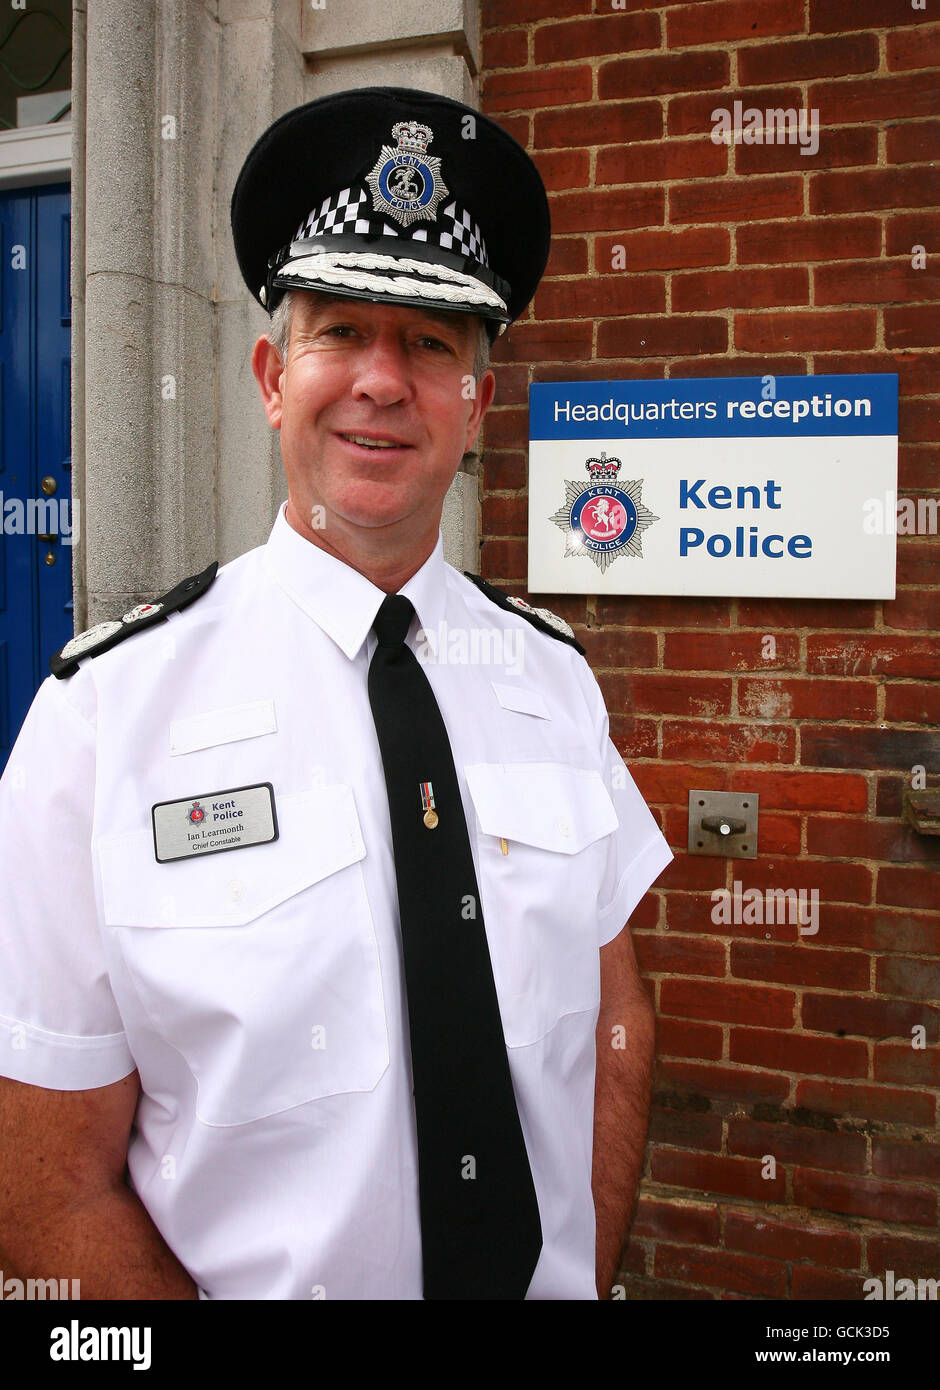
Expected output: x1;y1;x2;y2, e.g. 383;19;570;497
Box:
0;88;671;1299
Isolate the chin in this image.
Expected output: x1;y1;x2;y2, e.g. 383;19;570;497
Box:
339;509;418;532
330;487;423;530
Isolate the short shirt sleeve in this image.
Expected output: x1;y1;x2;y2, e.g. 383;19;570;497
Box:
0;672;135;1090
573;657;673;948
595;736;673;947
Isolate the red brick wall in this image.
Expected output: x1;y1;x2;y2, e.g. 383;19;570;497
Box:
480;0;939;1300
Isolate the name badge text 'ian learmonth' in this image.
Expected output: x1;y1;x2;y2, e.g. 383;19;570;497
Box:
151;783;278;863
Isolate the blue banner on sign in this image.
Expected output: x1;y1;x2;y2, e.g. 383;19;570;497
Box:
529;374;898;441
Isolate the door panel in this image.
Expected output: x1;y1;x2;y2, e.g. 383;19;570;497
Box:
0;183;72;774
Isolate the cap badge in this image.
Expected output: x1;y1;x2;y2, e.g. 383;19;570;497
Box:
366;120;449;229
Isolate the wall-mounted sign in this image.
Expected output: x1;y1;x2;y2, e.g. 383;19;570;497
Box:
527;374;898;599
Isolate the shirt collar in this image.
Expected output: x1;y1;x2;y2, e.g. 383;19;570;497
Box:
262;503;448;660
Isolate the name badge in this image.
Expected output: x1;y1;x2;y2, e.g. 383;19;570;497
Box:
152;783;278;863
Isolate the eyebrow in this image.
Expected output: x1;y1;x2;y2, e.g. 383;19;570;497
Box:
417;307;474;336
306;294;474;340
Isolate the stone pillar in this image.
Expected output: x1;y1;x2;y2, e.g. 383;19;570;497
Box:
215;0;305;566
78;0;220;621
70;0;87;626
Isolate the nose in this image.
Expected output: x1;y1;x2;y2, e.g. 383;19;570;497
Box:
351;330;414;408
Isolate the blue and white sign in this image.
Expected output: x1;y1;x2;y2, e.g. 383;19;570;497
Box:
528;374;899;599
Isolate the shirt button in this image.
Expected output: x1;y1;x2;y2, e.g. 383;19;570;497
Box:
556;817;572;838
228;879;245;903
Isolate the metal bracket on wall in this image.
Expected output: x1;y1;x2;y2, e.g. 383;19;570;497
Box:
903;789;940;836
688;790;759;859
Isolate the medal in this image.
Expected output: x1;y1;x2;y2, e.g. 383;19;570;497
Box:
420;781;438;829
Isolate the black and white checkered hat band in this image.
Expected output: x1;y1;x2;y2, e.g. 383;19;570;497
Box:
295;183;490;267
276;181;508;317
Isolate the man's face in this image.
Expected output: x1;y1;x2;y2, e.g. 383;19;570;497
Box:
252;291;495;553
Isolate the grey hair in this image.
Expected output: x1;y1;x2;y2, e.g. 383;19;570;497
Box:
266;292;294;361
267;290;491;381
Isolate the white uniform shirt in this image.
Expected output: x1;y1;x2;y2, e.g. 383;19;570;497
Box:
0;504;671;1300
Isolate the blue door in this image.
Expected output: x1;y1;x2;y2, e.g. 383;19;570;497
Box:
0;183;73;773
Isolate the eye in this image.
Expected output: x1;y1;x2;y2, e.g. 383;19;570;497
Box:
416;334;453;354
313;321;362;342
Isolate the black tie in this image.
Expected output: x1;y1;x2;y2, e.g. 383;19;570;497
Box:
367;593;542;1299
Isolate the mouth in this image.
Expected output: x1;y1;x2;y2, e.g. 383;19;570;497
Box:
337;432;413;453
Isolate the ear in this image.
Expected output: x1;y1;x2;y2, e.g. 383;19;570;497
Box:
251;335;286;430
463;368;496;454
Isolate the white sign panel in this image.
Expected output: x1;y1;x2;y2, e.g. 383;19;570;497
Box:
528;375;898;599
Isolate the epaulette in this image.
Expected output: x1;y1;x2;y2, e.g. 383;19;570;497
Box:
50;562;219;679
463;571;585;656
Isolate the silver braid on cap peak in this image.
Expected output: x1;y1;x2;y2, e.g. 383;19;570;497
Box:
276;250;509;314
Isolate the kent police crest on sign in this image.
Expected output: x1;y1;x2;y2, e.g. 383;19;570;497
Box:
366;120;449;229
550;452;659;575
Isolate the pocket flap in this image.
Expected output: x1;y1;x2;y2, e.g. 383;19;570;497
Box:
98;785;365;927
490;682;551;720
169;699;276;755
465;762;617;854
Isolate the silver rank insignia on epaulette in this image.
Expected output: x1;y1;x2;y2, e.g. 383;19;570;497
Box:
462;571;585;655
505;595;576;641
366;120;449;229
51;562;217;678
57;602;164;664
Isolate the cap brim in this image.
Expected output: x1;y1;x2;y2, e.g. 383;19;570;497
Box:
271;245;511;323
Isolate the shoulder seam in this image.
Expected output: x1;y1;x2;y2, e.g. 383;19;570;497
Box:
45;673;97;736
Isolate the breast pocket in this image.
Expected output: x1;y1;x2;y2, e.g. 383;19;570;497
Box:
465;762;618;1048
97;785;389;1126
